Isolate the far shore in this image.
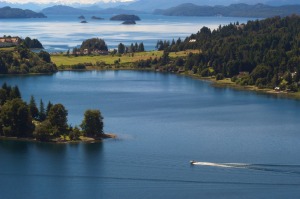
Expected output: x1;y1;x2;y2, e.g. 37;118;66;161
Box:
0;133;117;144
57;67;300;100
186;74;300;100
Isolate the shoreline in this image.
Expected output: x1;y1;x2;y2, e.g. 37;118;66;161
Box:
2;67;300;100
58;68;300;100
0;133;117;144
193;75;300;100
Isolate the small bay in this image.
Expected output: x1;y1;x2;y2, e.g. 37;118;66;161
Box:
0;71;300;198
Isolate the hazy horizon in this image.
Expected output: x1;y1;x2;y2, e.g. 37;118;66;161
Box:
0;0;299;9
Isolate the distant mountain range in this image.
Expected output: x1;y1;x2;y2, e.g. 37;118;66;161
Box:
1;0;300;13
41;5;87;15
154;3;300;18
0;6;46;18
117;0;204;12
41;5;145;15
1;1;300;18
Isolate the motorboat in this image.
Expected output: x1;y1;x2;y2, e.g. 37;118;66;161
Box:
190;160;196;165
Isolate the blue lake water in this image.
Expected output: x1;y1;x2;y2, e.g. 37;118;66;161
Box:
0;14;256;52
0;71;300;198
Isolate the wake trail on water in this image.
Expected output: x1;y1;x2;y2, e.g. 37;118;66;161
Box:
191;161;300;175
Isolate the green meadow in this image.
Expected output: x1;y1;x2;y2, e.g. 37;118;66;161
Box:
51;50;199;67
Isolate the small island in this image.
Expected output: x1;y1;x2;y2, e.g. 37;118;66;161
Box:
0;6;46;18
0;83;115;143
91;16;104;20
110;14;141;21
80;20;88;23
78;15;85;20
122;20;136;25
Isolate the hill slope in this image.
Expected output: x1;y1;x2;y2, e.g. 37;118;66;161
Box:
0;46;57;74
155;15;300;91
41;5;88;15
0;6;46;18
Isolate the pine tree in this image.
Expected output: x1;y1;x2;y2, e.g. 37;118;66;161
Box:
8;85;21;99
118;43;125;54
38;99;46;121
138;42;145;52
29;95;39;120
46;101;53;116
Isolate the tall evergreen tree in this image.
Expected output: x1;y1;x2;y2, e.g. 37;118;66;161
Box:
118;43;125;54
38;99;46;121
46;101;53;116
138;42;145;52
0;88;7;105
9;86;21;99
29;95;39;120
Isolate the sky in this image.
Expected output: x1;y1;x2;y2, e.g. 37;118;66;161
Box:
1;0;134;4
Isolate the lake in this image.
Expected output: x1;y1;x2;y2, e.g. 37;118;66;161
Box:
0;14;256;52
0;71;300;199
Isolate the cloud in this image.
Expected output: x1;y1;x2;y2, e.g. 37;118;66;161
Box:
2;0;134;4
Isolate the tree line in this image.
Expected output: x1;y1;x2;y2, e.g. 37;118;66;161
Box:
117;42;145;54
0;83;104;142
151;15;300;91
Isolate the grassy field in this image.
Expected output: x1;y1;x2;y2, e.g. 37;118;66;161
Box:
0;47;15;52
51;50;200;67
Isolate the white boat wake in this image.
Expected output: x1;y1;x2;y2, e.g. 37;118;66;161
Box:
190;161;300;175
191;161;249;168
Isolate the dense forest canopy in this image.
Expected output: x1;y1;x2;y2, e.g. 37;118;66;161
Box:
0;83;105;142
78;38;108;53
0;44;57;74
23;37;43;49
153;15;300;91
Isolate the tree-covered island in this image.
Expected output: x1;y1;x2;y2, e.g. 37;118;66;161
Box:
0;83;114;143
110;14;141;21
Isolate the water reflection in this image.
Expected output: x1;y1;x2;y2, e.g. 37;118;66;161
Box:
0;140;29;154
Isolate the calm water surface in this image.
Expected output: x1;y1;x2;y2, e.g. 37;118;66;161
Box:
0;14;255;52
0;71;300;198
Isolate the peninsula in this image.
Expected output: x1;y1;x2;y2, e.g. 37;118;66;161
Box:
0;83;115;143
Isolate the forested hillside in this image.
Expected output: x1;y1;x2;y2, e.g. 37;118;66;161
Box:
0;45;57;74
153;15;300;91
